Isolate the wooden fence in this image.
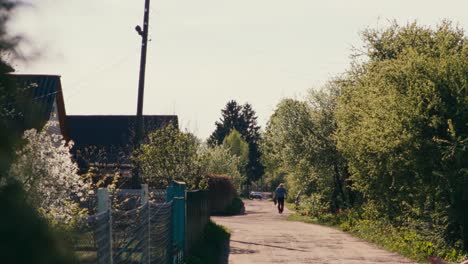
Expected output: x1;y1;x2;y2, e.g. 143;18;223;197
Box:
185;190;210;252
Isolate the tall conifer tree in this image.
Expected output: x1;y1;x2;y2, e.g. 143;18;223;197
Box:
209;100;264;183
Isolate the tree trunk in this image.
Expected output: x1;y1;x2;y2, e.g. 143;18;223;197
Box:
462;179;468;251
333;163;347;208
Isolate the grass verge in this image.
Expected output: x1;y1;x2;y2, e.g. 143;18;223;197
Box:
287;211;467;263
186;220;231;264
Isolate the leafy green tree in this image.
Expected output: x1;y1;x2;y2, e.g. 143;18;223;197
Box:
261;85;352;210
223;130;249;171
134;124;205;189
334;21;468;248
208;100;264;183
198;145;245;192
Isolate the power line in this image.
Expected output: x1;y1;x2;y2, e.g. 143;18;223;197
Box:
1;50;139;108
64;52;137;100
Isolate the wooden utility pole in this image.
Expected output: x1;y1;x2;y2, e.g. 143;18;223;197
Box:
132;0;150;188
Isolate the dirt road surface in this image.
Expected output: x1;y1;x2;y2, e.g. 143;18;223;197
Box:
213;200;417;264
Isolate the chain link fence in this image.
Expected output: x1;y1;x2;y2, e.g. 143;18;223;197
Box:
73;181;211;264
73;183;187;264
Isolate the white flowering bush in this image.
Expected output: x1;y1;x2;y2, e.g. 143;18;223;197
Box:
9;124;87;225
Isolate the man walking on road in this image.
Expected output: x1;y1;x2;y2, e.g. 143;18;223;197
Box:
275;183;287;213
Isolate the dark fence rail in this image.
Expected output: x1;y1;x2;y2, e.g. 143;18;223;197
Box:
186;190;210;252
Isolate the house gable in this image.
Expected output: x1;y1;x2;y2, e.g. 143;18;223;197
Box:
3;74;67;138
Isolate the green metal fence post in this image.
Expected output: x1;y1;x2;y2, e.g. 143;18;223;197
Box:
166;181;186;264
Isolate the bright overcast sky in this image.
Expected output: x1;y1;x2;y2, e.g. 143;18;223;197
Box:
10;0;468;139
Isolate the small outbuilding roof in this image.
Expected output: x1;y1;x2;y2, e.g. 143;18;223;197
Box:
66;115;178;165
66;115;178;150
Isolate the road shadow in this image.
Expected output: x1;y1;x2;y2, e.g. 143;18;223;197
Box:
229;246;258;254
244;210;265;215
231;239;309;252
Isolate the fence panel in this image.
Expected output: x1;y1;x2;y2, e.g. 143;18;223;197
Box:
149;201;173;264
186;190;210;252
73;213;101;264
112;203;148;264
73;181;211;264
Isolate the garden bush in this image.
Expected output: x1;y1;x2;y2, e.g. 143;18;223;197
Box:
221;196;245;216
206;174;237;215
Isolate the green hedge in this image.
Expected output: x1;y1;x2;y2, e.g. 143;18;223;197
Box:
218;196;245;216
206;174;236;215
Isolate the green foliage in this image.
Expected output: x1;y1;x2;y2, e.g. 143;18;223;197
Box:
350;220;467;263
261;86;354;211
0;24;21;178
206;174;238;215
135;124;249;195
267;20;468;258
334;21;468;248
223;129;249;168
222;129;249;187
198;144;245;192
208;100;244;146
0;1;78;262
186;221;230;264
297;193;330;218
289;209;467;263
134;124;206;189
208;100;264;183
0;182;79;264
220;196;245;216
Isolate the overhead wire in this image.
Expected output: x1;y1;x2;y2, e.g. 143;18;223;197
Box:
1;48;140;108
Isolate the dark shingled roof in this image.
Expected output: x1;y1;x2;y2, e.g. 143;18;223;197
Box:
3;74;67;136
66;115;178;164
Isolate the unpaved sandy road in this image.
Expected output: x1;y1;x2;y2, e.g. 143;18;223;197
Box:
213;200;417;264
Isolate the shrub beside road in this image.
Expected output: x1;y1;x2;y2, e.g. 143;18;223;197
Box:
287;208;468;263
